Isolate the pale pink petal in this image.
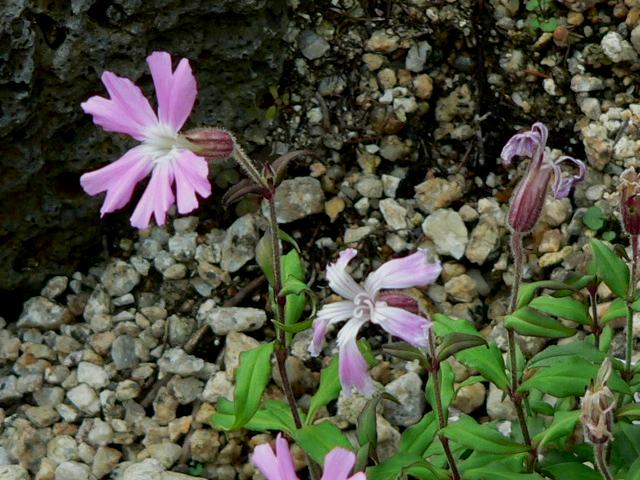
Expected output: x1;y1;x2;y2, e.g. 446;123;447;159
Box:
251;444;282;480
372;304;430;348
349;474;367;480
275;434;298;480
82;71;157;141
326;249;365;301
364;250;441;297
147;51;197;131
130;162;175;229
173;149;211;214
551;155;586;199
321;448;358;480
500;122;547;167
337;318;374;396
81;146;153;216
309;301;355;356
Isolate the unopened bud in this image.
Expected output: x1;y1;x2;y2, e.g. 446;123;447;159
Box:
581;358;615;444
620;168;640;235
185;128;235;159
508;165;553;233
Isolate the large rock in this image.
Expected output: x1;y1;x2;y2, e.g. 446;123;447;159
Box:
0;0;288;308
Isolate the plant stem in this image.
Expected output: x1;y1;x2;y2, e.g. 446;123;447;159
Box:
594;443;614;480
590;291;600;350
507;233;533;451
626;234;638;377
428;331;461;480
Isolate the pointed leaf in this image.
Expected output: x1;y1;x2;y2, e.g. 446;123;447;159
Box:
441;416;530;454
291;421;353;464
517;280;575;309
603;297;628;324
541;462;601;480
382;341;430;369
590;238;630;299
505;307;575;338
437;333;487;361
533;410;581;449
529;341;605;368
426;361;454;417
528;295;590;325
456;343;510;390
306;356;341;424
400;412;438;457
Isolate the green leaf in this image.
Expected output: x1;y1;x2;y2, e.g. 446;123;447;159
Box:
529;295;590;325
611;422;640;473
426;361;455;417
626;456;640;480
437;332;487;361
590;238;630;299
278;230;301;252
433;313;483;337
599;325;614;352
602;297;628;324
533;410;581;449
306;356;341;424
525;0;539;10
616;403;640;420
583;206;605;230
211;398;299;433
456;375;485;390
517;281;574;309
540;17;558;32
367;453;447;480
265;105;278;121
464;467;543;480
227;342;274;430
442;416;530;454
399;412;438;457
528;341;605;368
602;230;616;241
272;318;313;333
255;234;275;286
456;343;510;390
357;396;380;450
505;307;576;338
542;462;601;480
383;341;431;369
280;277;309;296
291;421;353;464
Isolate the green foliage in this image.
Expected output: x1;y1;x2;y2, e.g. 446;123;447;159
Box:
591;238;630;298
441;416;531;454
306;356;341;424
291;421;353;464
584;206;605;230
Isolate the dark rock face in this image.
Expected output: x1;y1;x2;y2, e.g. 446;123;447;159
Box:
0;0;287;310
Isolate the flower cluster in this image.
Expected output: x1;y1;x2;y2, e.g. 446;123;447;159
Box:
309;248;441;396
252;434;365;480
81;51;234;229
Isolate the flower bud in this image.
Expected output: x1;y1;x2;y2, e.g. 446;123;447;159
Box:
619;168;640;235
184;128;235;159
508;165;553;233
581;358;614;444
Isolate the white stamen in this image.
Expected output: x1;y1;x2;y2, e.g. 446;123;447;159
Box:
140;123;191;166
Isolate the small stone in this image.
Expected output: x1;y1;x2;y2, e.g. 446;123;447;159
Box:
298;30;330;60
148;442;182;469
87;418;114;447
452;382;486;414
382;175;401;198
153;387;179;425
0;331;20;362
355;175;383;199
224;332;260;379
377;68;397;90
0;466;29;480
379;136;407;161
445;274;478;303
92;446;122;478
162;264;187;280
570;74;604;92
422;209;469;260
541;198;571;226
41;276;69;300
196;304;267;336
18;297;72;330
168;377;204;405
539;246;573;268
465;219;499;265
54;461;92;480
33;386;65;407
405;41;431;72
325;196;346;222
383;372;425;426
173;216;198;233
268;176;325;223
202;372;235;403
25;406;59;427
363;53;385;71
122;459;164;480
158;348;204;376
376;415;400;461
168;417;192;442
538;229;563;253
83;287;112;323
189;430;221;463
414;176;465;213
220;214;259;273
365;30;400;53
101;260;140;297
67;384;101;415
77;362;110;389
168;233;197;261
486;382;517;420
48;435;78;464
601;31;638;63
111;335;139;370
379;199;408;231
116;380;141;401
413;74;433;99
344;226;374;244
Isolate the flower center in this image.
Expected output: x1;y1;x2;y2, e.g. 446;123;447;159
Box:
353;292;375;320
140;123;191;166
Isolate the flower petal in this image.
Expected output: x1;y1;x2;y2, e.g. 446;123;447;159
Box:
551;155;586;199
364;250;441;297
372;304;431;348
500;122;547;166
321;448;357;480
337;318;374;396
274;434;298;480
326;249;365;301
309;301;355;356
173;149;211;214
147;51;197;131
130;162;175;229
80;146;154;216
81;71;157;141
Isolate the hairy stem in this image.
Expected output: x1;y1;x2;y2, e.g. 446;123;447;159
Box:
508;233;533;451
429;331;461;480
594;443;614;480
627;235;638;377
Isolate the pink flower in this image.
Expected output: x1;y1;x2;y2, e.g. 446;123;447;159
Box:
251;434;366;480
80;51;233;229
309;249;441;396
501;122;585;233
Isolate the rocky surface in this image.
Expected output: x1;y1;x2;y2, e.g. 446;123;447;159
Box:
3;0;640;478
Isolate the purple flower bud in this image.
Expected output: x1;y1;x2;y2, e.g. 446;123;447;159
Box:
185;128;235;159
502;122;585;233
619;168;640;236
